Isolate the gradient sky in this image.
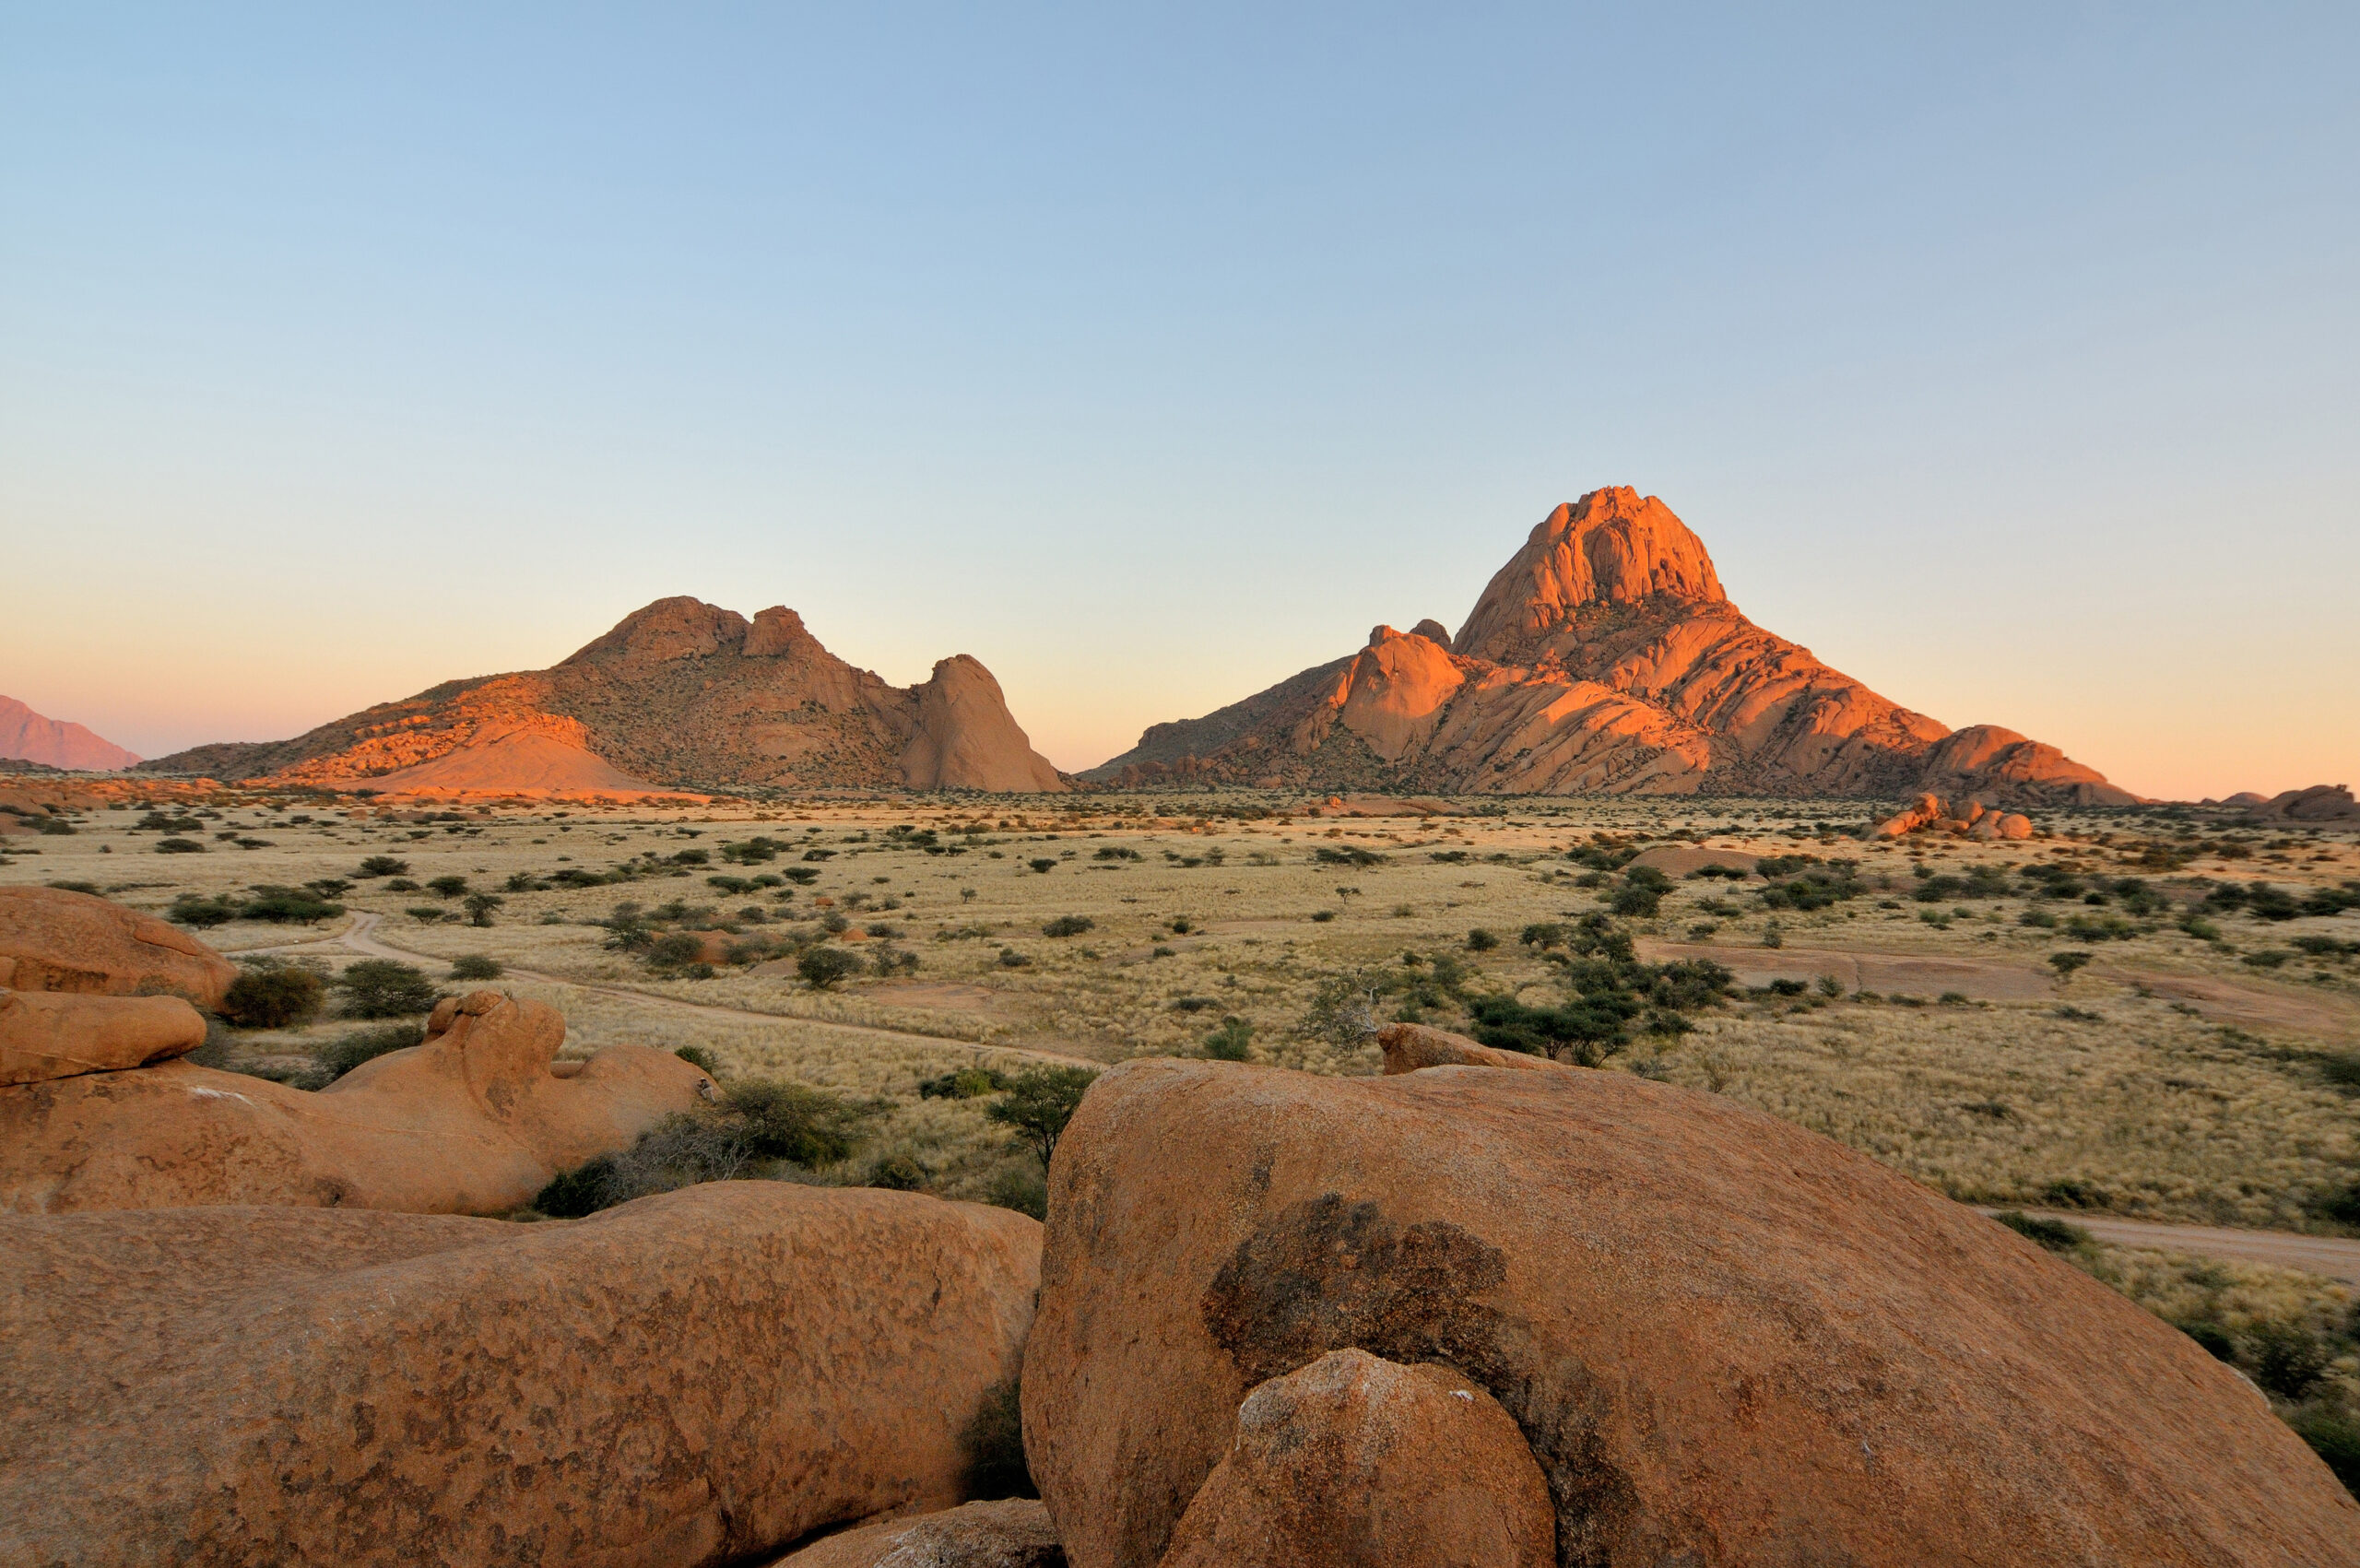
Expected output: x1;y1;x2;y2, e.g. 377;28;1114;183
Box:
4;5;2354;798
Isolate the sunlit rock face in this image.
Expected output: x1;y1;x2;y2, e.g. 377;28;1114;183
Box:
1090;487;2133;805
142;597;1067;795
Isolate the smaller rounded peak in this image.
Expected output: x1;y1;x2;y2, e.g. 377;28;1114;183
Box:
1408;619;1451;646
560;597;751;666
1366;624;1401;647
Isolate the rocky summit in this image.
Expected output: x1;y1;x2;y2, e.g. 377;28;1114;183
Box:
142;599;1065;795
1088;488;2132;805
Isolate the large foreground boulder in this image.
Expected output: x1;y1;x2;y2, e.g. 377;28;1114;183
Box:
1160;1348;1552;1568
0;886;236;1006
1022;1060;2360;1568
0;988;206;1086
0;1183;1042;1568
0;990;714;1213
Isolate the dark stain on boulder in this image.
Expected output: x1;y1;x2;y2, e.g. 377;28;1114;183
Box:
1200;1192;1642;1568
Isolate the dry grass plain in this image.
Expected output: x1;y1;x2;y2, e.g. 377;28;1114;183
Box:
9;780;2360;1466
7;785;2358;1226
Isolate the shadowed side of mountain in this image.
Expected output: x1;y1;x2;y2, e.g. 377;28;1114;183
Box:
0;697;141;772
1088;488;2135;806
144;599;1066;794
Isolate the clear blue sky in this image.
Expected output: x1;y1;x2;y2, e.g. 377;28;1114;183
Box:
4;4;2354;796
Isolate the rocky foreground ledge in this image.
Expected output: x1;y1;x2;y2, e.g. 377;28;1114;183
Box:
0;892;2354;1564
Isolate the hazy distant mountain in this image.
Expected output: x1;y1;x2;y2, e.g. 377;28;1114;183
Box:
144;598;1065;794
1087;487;2131;806
0;696;140;772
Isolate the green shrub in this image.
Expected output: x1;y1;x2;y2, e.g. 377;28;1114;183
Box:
536;1155;620;1218
2286;1406;2360;1495
1465;928;1498;951
985;1163;1048;1220
986;1067;1100;1166
1313;845;1385;867
675;1043;719;1075
168;893;242;928
426;875;469;898
334;959;439;1019
1991;1210;2091;1252
462;892;504;927
864;1152;927;1191
355;856;408;878
1027;858;1056;874
2174;1319;2237;1362
919;1066;1009;1100
725;1078;874;1165
2251;1322;2332;1400
239;885;344;924
448;954;504;981
219;962;325;1030
154;838;206;854
2047;950;2094;983
1610;884;1661;918
1202;1016;1254;1061
796;947;865;990
1042;914;1094;937
312;1022;424;1082
406;906;447;924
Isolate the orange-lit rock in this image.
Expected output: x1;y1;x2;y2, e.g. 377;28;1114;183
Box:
144;597;1066;796
1088;489;2133;807
0;990;714;1214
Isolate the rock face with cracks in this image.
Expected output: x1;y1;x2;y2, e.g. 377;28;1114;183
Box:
0;989;206;1087
1159;1348;1554;1568
1021;1058;2360;1568
0;1184;1043;1568
143;597;1067;794
0;886;237;1007
1088;488;2131;806
0;989;714;1213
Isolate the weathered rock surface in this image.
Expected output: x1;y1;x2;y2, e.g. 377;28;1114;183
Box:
2252;784;2360;822
772;1499;1065;1567
904;656;1067;793
0;989;206;1086
0;990;714;1213
1867;793;2034;841
0;693;139;771
0;886;237;1006
143;597;1066;795
0;1184;1043;1568
1375;1021;1558;1076
1022;1058;2360;1568
1160;1349;1553;1568
1087;488;2132;806
1620;844;1760;877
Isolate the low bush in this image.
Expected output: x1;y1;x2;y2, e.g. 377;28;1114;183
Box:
448;954;504;981
796;947;865;990
986;1067;1100;1165
219;961;326;1030
1201;1016;1254;1061
1042;914;1094;937
335;959;439;1019
311;1022;425;1083
1991;1210;2091;1252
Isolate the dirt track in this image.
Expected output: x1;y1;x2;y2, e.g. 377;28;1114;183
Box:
260;913;1102;1069
1979;1209;2360;1284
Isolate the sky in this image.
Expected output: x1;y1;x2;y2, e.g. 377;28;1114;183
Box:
3;4;2354;799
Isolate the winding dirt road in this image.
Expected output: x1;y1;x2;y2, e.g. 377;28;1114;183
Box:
263;912;1101;1069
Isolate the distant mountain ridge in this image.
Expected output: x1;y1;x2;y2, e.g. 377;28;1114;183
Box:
1087;488;2132;806
0;697;140;772
143;598;1066;794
